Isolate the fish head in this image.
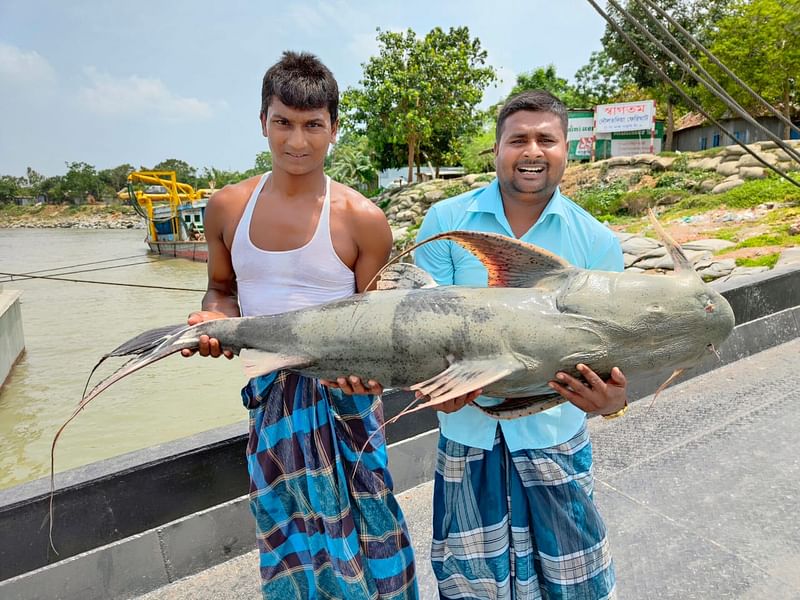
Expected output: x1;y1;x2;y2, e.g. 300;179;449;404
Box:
633;273;735;367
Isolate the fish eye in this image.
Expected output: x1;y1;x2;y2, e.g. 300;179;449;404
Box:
646;304;663;312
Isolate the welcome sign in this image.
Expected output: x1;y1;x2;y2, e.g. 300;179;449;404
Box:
595;100;656;134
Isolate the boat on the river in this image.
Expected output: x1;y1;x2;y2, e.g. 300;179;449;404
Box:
121;171;214;262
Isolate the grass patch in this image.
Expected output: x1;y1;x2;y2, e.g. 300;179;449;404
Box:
573;181;628;216
443;181;470;198
670;176;800;212
0;203;30;217
735;253;780;268
694;147;725;157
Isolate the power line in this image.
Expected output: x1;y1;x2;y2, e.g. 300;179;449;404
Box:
0;271;205;292
611;0;800;167
1;254;155;276
638;0;800;139
587;0;800;188
0;256;162;284
0;260;163;283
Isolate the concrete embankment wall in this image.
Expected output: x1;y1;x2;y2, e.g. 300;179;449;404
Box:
0;289;24;388
1;267;799;600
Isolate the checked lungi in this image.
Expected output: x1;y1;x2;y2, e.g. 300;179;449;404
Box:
431;425;615;600
242;371;418;600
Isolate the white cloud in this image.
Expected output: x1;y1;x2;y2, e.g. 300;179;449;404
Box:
78;67;216;121
0;43;56;87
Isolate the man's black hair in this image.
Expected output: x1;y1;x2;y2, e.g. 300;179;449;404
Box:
495;90;568;142
260;51;339;123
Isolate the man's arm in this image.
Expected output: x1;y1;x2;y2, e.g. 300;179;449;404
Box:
351;197;393;292
182;189;241;359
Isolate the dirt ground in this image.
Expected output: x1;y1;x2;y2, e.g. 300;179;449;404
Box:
612;204;799;261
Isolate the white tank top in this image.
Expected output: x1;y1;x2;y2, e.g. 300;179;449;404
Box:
231;173;356;316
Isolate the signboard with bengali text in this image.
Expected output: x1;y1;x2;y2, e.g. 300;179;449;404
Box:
594;100;656;134
567;111;596;161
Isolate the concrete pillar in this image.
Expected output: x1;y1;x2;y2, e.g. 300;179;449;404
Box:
0;288;25;388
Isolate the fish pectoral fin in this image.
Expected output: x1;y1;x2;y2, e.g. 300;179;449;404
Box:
408;355;524;408
376;262;438;290
240;350;311;379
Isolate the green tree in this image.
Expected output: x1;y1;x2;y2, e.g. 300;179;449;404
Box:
601;0;734;149
98;163;134;193
254;151;272;174
198;167;246;189
344;27;496;184
327;135;379;191
0;175;23;203
703;0;800;139
573;50;635;106
458;128;496;173
61;162;103;203
510;65;583;107
150;158;197;186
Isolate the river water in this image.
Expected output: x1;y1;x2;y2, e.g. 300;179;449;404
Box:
0;228;247;490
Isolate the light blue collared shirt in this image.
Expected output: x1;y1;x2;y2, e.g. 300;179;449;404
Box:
413;179;624;451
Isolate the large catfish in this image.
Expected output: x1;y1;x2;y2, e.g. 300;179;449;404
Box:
74;212;735;420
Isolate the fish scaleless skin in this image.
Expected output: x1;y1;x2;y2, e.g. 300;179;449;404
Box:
80;223;735;415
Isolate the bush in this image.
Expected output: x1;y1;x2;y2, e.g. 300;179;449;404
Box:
443;181;471;198
574;181;628;216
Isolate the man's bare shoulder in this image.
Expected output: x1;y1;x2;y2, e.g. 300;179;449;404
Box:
207;175;262;214
330;180;388;227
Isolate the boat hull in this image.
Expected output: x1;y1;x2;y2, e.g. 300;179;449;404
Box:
146;239;208;262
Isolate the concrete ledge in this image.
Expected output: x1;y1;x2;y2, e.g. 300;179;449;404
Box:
0;438;439;600
0;289;25;388
2;266;799;598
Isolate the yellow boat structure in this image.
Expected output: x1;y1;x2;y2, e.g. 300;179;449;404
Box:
121;171;215;261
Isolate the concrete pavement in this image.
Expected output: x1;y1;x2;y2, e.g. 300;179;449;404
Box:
136;337;800;599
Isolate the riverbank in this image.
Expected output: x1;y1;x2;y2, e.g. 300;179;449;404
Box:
0;204;142;229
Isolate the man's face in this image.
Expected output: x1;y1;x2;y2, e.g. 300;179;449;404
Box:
494;110;567;203
260;97;337;176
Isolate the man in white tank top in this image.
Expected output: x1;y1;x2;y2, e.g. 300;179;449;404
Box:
182;52;418;599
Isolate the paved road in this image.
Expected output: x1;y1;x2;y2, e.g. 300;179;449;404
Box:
136;338;800;599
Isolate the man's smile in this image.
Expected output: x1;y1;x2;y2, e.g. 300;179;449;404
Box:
516;162;546;176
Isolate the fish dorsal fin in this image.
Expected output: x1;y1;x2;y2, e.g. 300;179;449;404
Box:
647;209;694;274
240;350;312;379
377;262;438;290
433;231;571;287
371;230;572;289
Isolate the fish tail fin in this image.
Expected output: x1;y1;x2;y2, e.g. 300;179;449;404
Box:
82;324;199;403
51;322;205;552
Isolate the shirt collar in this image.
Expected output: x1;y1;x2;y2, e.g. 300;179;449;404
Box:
467;179;571;234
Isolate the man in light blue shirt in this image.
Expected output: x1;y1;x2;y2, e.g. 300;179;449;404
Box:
415;90;627;599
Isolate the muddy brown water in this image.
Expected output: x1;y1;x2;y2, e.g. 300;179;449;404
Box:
0;228;246;490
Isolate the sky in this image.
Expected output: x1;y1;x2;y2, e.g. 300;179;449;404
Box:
0;0;608;178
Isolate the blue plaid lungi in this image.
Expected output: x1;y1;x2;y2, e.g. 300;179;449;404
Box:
431;425;615;599
242;371;418;600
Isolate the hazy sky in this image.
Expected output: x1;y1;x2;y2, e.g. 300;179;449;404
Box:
0;1;608;178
